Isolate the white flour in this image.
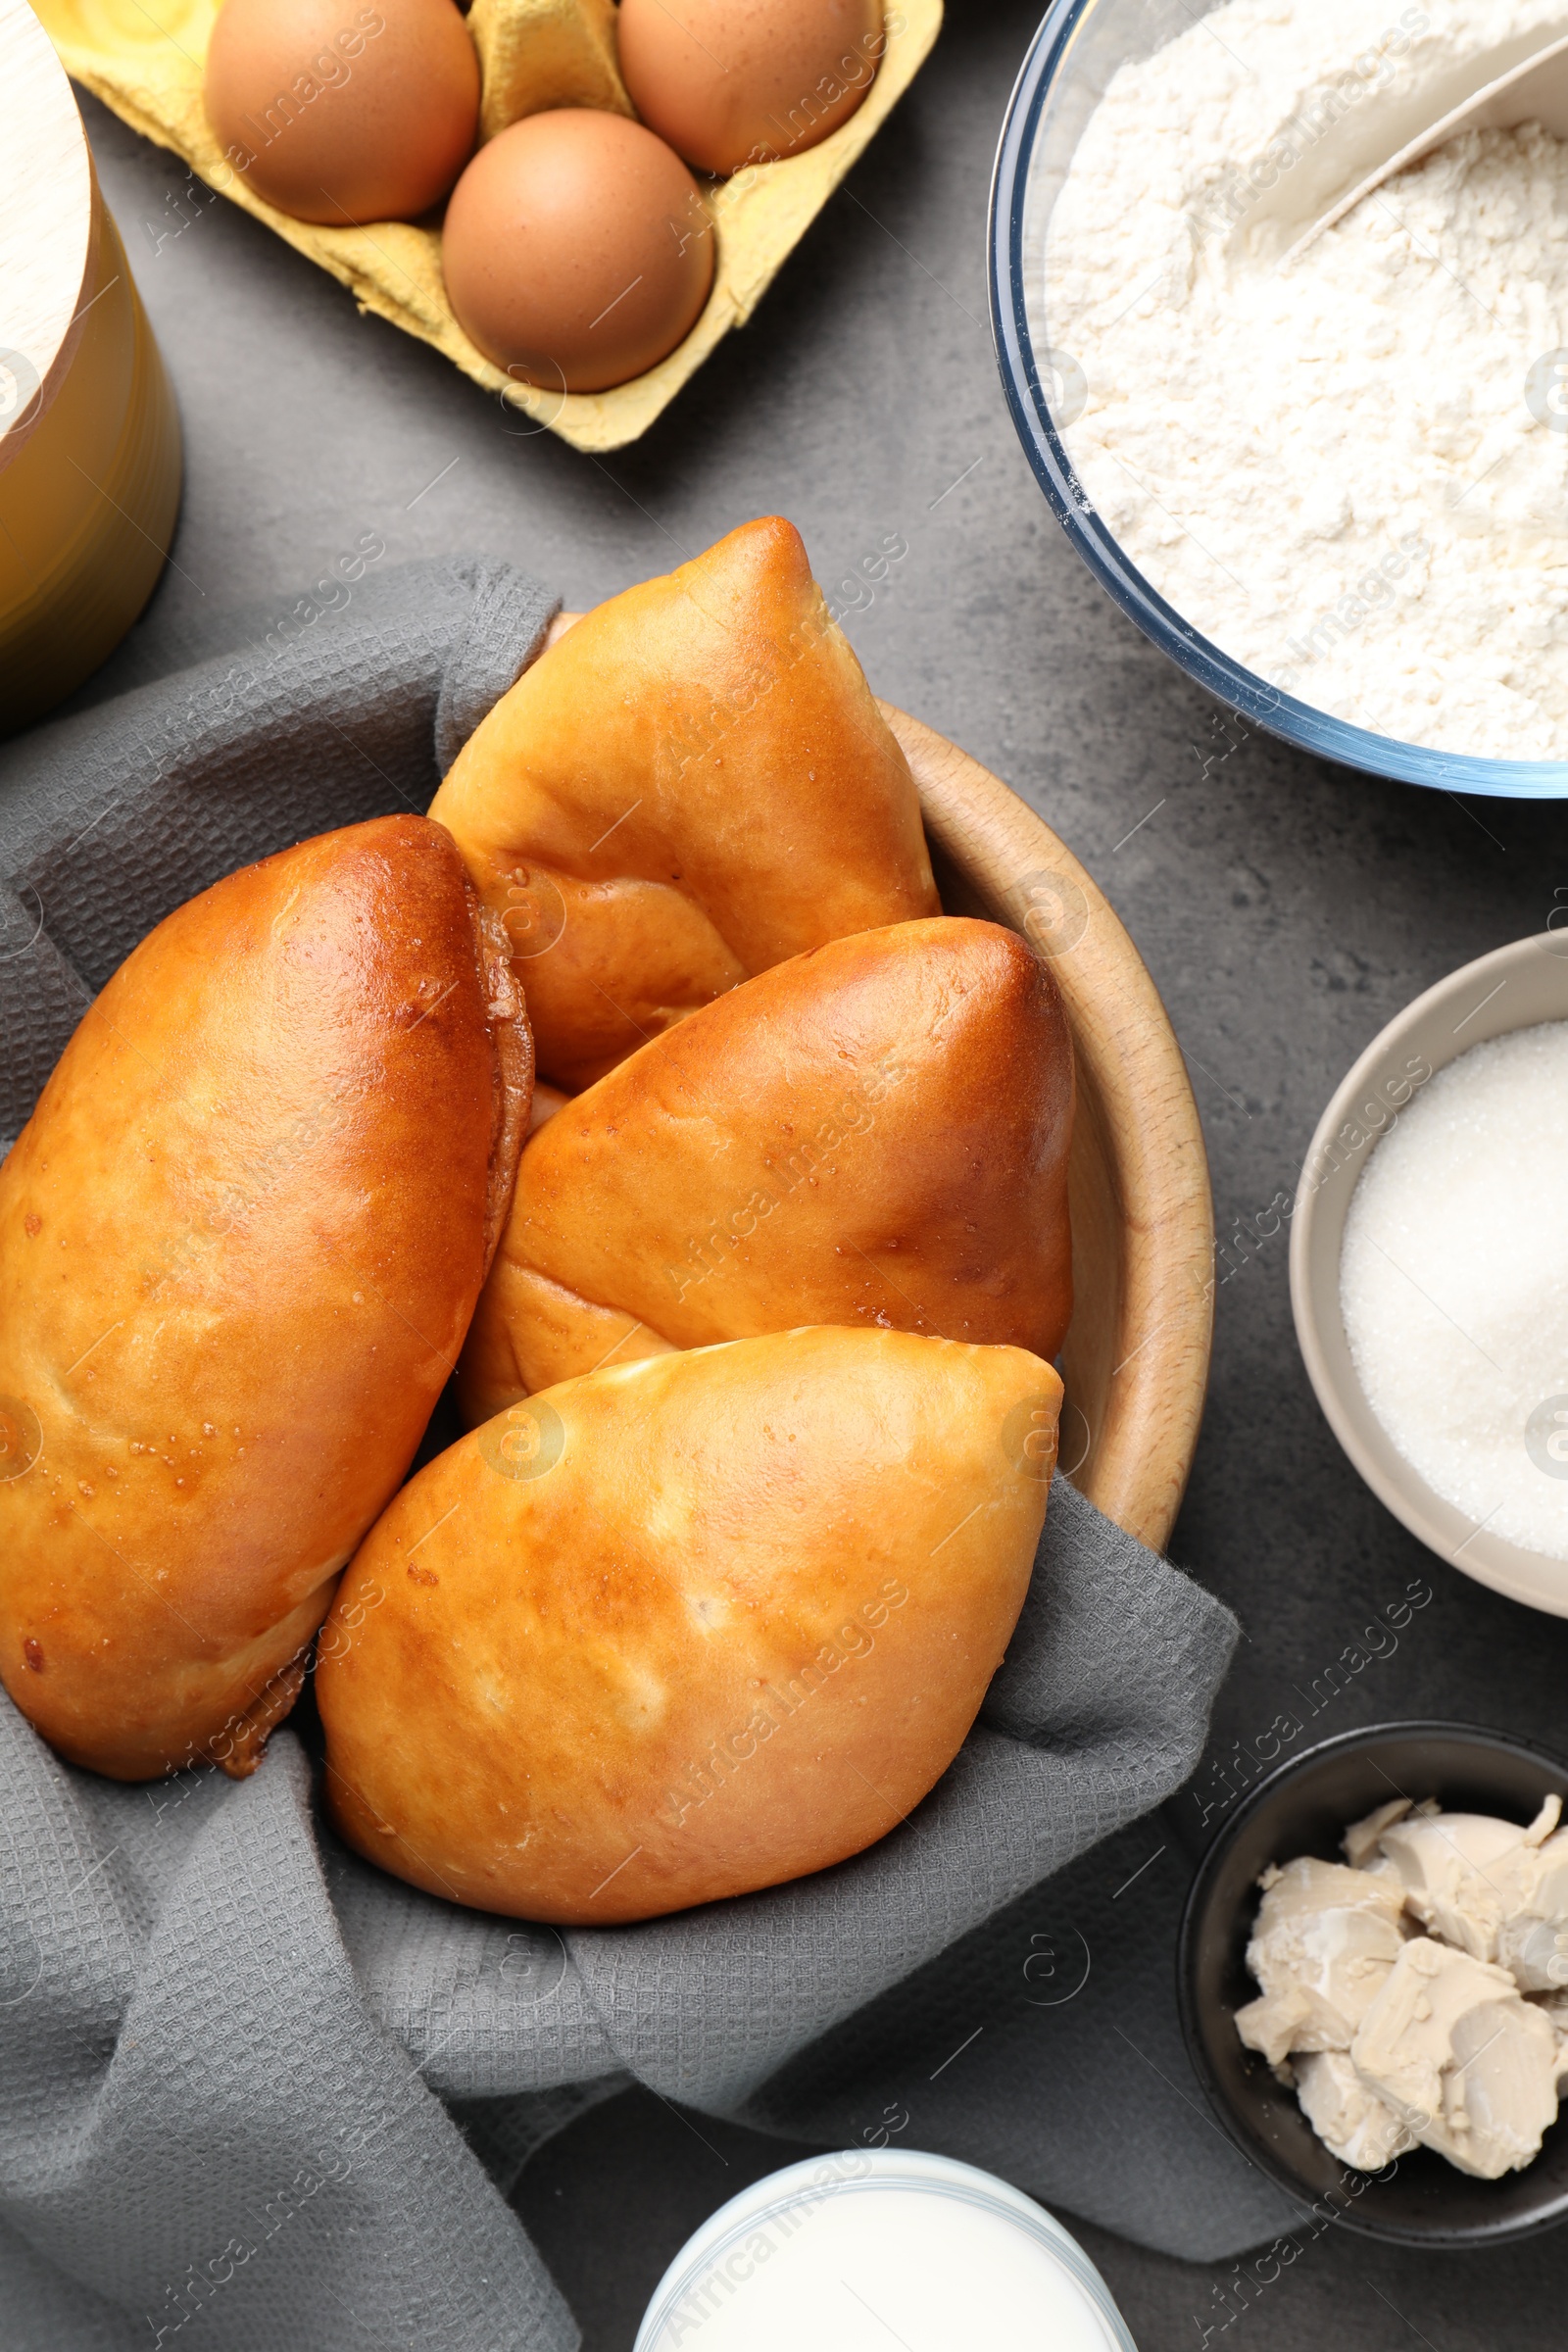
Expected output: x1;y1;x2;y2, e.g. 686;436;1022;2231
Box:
1047;0;1568;760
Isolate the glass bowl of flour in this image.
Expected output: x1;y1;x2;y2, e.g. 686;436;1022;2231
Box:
991;0;1568;797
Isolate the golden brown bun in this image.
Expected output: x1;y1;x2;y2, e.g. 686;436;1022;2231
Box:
427;516;938;1090
0;817;530;1782
460;916;1074;1425
318;1327;1060;1923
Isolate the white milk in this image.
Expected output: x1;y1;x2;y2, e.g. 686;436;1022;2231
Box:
635;2150;1135;2352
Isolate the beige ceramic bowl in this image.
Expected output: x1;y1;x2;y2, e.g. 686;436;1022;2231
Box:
1291;933;1568;1616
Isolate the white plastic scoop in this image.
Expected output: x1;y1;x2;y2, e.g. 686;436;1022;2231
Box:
1290;28;1568;258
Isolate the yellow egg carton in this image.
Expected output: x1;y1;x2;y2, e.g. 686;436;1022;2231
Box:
37;0;943;453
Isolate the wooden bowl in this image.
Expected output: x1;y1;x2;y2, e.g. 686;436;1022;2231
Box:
883;704;1212;1551
0;0;181;734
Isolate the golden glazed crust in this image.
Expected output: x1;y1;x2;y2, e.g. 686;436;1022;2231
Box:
459;915;1074;1425
427;515;939;1090
0;816;530;1781
318;1326;1060;1923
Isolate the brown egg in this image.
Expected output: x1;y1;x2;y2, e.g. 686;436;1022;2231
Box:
617;0;886;177
204;0;479;225
441;111;714;394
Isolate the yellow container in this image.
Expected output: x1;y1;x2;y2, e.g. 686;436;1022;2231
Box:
0;0;181;735
35;0;942;454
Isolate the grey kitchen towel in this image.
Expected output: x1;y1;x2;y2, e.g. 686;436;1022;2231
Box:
0;559;1281;2352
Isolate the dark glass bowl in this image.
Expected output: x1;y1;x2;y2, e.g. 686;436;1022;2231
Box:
1177;1722;1568;2245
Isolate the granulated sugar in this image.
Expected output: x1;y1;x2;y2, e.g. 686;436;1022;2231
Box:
1047;0;1568;760
1340;1021;1568;1558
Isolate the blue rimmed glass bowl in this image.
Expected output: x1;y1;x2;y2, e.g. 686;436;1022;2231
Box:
988;0;1568;803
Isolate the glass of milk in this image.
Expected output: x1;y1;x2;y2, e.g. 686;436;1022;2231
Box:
633;2147;1138;2351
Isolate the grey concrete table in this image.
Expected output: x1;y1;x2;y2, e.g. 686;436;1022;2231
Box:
74;7;1568;2344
